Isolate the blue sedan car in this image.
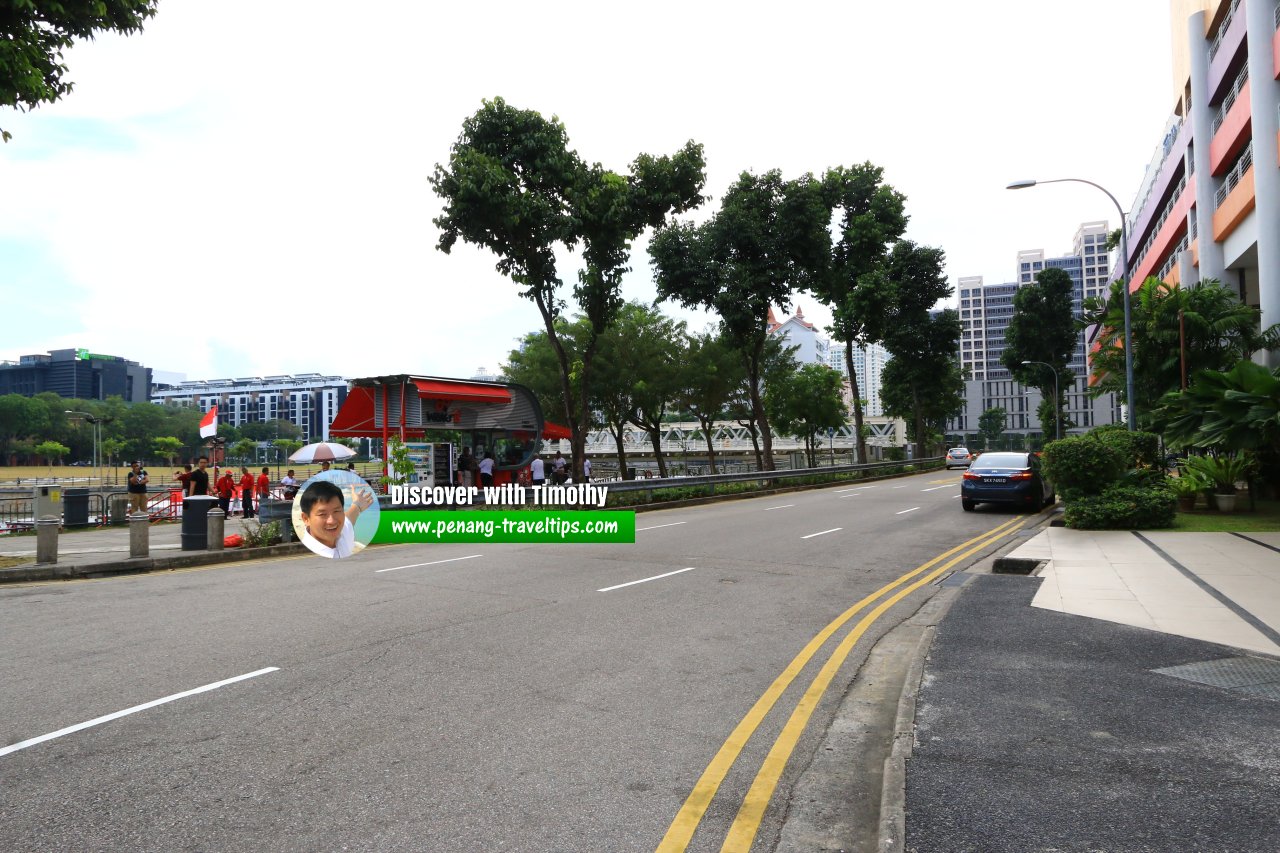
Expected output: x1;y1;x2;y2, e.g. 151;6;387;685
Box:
961;451;1055;511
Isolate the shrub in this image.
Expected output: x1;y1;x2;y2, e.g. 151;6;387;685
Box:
1063;484;1177;530
1041;437;1125;499
241;519;282;547
1088;425;1161;468
1182;453;1255;495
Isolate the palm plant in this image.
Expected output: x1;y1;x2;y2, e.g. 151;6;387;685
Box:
1081;277;1280;429
1181;453;1255;495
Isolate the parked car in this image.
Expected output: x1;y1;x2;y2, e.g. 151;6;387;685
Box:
961;451;1055;511
945;447;974;469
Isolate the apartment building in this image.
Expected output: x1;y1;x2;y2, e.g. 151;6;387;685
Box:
1126;0;1279;366
151;374;348;443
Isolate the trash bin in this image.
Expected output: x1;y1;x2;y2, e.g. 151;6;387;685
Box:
181;496;218;550
258;499;295;543
63;487;90;528
109;493;129;525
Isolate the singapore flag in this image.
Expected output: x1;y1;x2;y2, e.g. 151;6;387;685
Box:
199;405;218;439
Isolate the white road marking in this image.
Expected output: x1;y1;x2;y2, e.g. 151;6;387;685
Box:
636;521;687;532
375;554;483;574
897;507;921;515
892;485;906;489
921;485;956;492
763;504;795;511
833;487;862;494
952;494;963;499
598;567;696;592
0;667;280;759
801;527;842;539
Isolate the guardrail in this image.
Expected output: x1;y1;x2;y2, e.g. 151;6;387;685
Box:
600;457;945;505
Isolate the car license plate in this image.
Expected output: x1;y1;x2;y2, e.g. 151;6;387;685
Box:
985;477;1007;484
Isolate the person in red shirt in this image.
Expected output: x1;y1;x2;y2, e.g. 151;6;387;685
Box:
239;467;256;518
257;467;271;510
216;471;236;516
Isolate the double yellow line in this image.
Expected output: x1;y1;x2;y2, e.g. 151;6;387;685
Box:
657;513;1037;852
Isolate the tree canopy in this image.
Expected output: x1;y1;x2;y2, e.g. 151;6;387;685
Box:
1;0;158;142
1002;266;1077;439
431;97;705;477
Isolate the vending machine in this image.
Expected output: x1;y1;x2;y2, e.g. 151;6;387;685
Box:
403;442;454;487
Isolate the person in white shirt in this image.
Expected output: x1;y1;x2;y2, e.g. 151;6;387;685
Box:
478;451;496;487
582;457;591;481
299;479;374;559
530;455;545;486
281;469;299;499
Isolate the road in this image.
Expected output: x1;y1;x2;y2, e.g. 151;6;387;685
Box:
0;470;1043;852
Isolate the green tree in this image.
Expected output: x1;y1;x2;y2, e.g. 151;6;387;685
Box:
152;436;184;467
0;394;51;464
650;169;830;470
240;419;300;441
1;0;158;142
881;311;965;458
623;304;686;478
674;330;747;475
273;439;303;465
1001;266;1077;440
766;363;848;467
34;440;69;466
232;438;257;463
1082;277;1280;429
101;437;126;466
432;97;704;480
977;407;1007;451
813;163;908;464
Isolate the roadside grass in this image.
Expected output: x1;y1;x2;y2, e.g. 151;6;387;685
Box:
0;463;383;487
1173;499;1280;532
0;556;29;569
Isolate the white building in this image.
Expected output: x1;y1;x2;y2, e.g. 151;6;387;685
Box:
767;305;891;417
151;374;349;443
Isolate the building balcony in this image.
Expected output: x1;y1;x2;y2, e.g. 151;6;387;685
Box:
1210;70;1251;174
1130;175;1196;286
1212;147;1255;242
1206;0;1246;100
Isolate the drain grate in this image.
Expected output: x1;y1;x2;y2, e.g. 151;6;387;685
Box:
1152;656;1280;701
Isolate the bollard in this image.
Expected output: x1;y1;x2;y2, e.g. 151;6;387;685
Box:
36;516;59;564
128;511;149;558
207;507;225;552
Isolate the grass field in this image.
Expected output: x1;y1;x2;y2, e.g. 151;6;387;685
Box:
1172;499;1280;532
0;462;386;487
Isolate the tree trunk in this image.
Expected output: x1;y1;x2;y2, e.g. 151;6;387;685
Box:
738;418;762;469
845;339;867;464
747;345;775;471
606;420;629;479
647;428;667;477
698;414;718;474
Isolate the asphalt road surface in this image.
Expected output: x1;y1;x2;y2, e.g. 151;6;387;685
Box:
0;470;1042;852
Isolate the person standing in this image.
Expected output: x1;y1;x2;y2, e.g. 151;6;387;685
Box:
582;456;592;482
257;467;271;508
281;469;299;500
187;457;210;496
478;451;495;488
216;469;235;516
458;447;475;488
530;455;545;488
127;461;149;515
551;451;567;485
238;467;256;517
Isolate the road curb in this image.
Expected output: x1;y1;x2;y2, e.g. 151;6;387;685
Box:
0;541;310;583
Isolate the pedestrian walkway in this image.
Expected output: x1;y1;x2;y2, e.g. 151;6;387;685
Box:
1006;528;1280;655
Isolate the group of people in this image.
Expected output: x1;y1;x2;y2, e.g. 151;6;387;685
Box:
527;450;590;487
452;447;592;489
171;457;304;517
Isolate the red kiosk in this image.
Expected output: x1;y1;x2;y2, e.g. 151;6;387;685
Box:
328;375;569;487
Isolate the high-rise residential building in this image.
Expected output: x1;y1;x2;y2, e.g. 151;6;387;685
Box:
150;374;348;443
0;348;151;402
1123;0;1279;367
951;225;1121;439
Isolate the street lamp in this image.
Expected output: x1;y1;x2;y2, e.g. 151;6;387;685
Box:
1006;178;1136;431
65;410;100;482
1020;361;1061;442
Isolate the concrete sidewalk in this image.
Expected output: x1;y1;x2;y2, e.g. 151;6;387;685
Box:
903;529;1280;853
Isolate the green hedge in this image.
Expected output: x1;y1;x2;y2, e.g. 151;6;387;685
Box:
1041;437;1125;499
1088;425;1161;468
1062;484;1177;530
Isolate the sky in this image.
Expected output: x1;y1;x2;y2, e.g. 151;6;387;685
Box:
1;0;1176;384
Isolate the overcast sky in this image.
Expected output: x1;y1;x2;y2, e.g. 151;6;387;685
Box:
1;0;1174;384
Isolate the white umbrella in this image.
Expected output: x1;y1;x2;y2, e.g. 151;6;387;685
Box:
289;442;357;463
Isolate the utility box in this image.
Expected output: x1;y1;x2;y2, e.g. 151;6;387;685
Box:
63;488;90;527
33;485;62;519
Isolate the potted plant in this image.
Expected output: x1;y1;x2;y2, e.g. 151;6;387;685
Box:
1182;453;1254;512
1166;471;1207;512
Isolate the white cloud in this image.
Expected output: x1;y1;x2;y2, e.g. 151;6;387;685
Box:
1;0;1173;381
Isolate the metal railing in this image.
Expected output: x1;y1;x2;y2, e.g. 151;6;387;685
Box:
1211;65;1249;134
600;457;945;505
1215;142;1253;207
1208;0;1242;61
1157;234;1190;281
1131;173;1187;275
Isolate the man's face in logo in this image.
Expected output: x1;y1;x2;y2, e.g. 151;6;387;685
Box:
301;496;344;548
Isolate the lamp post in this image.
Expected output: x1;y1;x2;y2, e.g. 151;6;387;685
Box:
65;410;100;483
1006;178;1135;431
1020;361;1062;442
